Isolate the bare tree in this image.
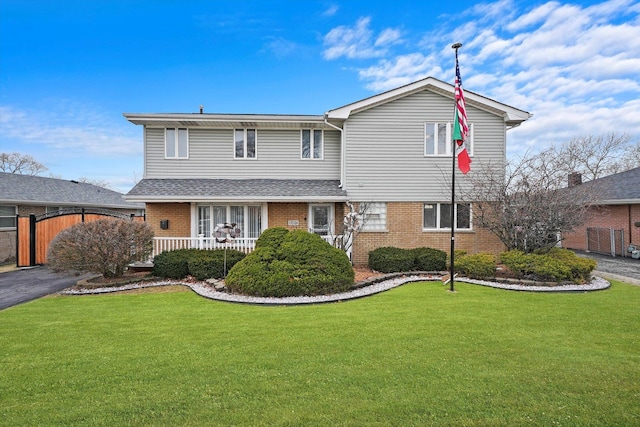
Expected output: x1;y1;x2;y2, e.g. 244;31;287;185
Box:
330;201;370;263
546;133;637;182
77;176;113;189
461;157;600;253
0;152;48;175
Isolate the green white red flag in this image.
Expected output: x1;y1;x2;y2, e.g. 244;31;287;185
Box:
453;51;471;174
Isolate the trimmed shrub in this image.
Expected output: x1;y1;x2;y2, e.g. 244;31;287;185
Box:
255;227;289;250
225;229;354;297
456;253;496;279
153;249;246;280
412;247;447;271
368;247;415;273
153;249;199;279
47;218;154;278
368;246;447;273
500;248;596;283
187;249;246;280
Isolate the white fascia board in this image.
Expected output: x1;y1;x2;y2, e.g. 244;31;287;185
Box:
123;113;325;127
124;195;349;203
325;77;532;125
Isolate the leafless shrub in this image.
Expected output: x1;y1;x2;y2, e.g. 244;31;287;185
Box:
47;219;154;277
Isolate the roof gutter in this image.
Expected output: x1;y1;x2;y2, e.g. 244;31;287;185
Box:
324;115;345;188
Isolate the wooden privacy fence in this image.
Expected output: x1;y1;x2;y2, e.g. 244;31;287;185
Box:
17;208;145;267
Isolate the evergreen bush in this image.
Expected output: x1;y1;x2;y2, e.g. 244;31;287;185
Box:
500;248;596;283
455;253;496;279
412;247;447;271
225;229;354;297
368;247;415;273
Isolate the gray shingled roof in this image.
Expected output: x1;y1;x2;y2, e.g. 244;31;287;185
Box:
126;179;347;201
574;167;640;203
0;172;144;209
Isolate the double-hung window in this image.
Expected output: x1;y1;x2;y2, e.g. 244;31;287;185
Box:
425;122;473;156
0;205;16;229
235;129;257;159
301;129;323;159
423;203;471;230
165;128;188;159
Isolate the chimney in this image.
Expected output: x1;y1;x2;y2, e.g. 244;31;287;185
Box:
568;172;582;187
199;105;204;114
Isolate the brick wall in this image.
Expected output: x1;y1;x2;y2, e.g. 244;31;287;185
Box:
268;203;309;230
563;203;640;251
145;203;191;237
351;202;504;265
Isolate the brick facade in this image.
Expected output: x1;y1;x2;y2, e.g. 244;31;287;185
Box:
350;202;504;265
145;203;191;237
563;204;640;251
143;201;505;265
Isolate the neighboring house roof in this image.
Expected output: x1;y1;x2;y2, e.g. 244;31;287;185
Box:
0;172;144;209
326;77;532;128
574;167;640;205
126;179;347;203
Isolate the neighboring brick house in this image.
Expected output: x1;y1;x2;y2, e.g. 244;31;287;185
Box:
124;77;531;265
0;172;145;264
562;167;640;257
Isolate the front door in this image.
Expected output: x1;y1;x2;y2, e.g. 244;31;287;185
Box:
309;204;334;236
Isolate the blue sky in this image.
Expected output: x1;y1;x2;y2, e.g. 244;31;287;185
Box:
1;0;639;193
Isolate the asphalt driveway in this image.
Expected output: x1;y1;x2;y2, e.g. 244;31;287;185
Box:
0;266;92;310
575;251;640;285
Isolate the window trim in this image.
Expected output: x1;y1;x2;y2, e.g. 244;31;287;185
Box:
0;205;17;230
165;128;189;159
301;129;324;160
195;203;263;239
234;129;257;160
424;122;474;157
423;202;472;231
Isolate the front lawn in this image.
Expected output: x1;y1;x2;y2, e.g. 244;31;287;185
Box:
1;281;639;426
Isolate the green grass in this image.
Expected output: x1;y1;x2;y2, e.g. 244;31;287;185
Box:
1;282;639;426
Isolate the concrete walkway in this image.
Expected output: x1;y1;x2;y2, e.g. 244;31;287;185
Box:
0;266;93;310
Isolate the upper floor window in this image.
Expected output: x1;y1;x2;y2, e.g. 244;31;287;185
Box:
425;122;473;156
0;205;17;229
165;128;188;159
301;129;323;159
423;202;471;230
235;129;257;159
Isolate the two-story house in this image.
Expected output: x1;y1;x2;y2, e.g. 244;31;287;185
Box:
124;77;531;265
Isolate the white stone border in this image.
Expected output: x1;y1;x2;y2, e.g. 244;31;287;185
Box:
60;275;611;305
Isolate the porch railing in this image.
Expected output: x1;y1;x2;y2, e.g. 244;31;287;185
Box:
152;234;344;259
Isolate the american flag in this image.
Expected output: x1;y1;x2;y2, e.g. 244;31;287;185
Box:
453;50;471;174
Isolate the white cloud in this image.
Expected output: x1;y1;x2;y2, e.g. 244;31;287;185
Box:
326;0;640;158
322;17;402;60
0;104;141;156
322;4;339;17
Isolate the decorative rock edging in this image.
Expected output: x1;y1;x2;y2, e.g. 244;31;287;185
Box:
60;274;611;305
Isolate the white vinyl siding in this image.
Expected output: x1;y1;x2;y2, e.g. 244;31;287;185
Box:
344;90;504;201
144;128;340;179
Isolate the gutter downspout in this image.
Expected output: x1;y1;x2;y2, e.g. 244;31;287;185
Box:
324;114;345;188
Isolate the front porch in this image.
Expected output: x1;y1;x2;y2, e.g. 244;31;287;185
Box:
151;235;343;259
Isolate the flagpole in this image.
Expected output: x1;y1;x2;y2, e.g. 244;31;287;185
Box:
450;42;462;293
